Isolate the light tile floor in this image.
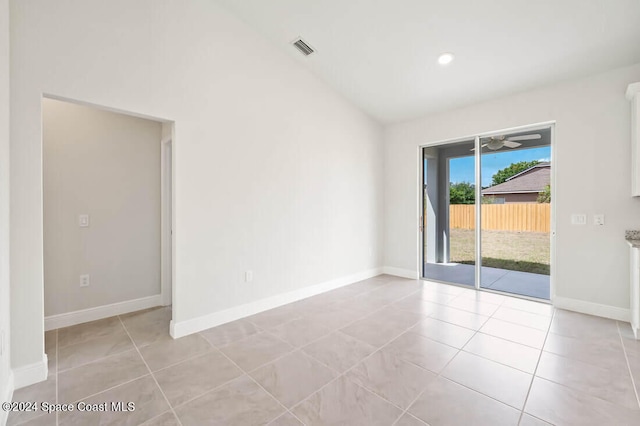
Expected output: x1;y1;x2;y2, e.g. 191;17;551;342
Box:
8;275;640;425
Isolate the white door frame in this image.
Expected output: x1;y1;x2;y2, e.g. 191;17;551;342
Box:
160;136;173;306
418;121;556;302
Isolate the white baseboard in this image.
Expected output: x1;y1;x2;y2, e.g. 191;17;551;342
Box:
171;267;383;338
554;296;630;322
1;369;14;425
383;266;419;280
13;354;47;390
45;295;162;331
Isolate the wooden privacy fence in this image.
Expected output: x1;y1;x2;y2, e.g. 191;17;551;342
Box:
449;204;550;233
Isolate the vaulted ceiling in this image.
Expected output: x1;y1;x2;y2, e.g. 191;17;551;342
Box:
214;0;640;123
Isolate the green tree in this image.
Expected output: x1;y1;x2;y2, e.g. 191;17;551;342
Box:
449;182;475;204
537;184;551;203
491;160;539;186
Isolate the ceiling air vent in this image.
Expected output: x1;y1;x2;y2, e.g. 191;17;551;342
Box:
292;38;315;56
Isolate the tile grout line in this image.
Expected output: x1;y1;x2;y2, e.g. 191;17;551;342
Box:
51;311;175;397
56;329;287;373
45;315;189;413
391;290;553;425
391;303;479;425
417;287;553;324
222;291;424;378
153;353;253;412
240;281;547;423
269;282;539;422
242;295;359;336
244;369;308;425
199;336;306;425
523;314;639;419
15;285;388;426
49;280;551;426
235;288;433;421
411;291;548;371
55;326;129;352
457;333;541;374
247;301;419;375
473;311;550;350
616;321;640;409
140;344;217;376
213;329;297;368
486;289;543;426
154;284;418;423
51;281;547;424
137;411;174;425
241;278;399;331
209;283;428;422
516;307;556;425
286;310;442;420
116;315;184;426
161;373;238;411
240;296;410;375
58;372;152;405
55;345;139;375
54;319;152;373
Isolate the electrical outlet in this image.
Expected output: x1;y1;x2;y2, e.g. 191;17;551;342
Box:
245;271;253;283
594;214;605;226
571;214;587;225
80;274;90;287
79;214;90;227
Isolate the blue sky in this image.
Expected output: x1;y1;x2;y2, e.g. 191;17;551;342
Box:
449;146;551;187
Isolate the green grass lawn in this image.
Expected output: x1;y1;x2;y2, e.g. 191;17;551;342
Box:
446;229;550;275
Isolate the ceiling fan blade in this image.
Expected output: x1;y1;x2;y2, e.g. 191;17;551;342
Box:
507;134;541;142
503;141;522;149
470;143;489;151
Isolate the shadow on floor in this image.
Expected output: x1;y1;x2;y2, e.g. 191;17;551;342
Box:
458;258;550;275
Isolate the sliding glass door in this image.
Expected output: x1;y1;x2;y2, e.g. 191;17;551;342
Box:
479;130;551;298
422;126;552;300
422;139;476;288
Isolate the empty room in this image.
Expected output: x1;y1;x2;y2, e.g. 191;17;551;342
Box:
2;0;640;425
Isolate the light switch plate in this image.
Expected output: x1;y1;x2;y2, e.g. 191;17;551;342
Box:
594;214;605;226
80;274;90;287
571;214;587;225
79;214;90;227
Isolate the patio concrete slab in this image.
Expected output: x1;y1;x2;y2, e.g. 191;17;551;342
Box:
486;270;550;300
423;263;549;300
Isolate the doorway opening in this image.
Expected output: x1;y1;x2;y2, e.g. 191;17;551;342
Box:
421;124;554;301
42;96;174;331
161;136;173;307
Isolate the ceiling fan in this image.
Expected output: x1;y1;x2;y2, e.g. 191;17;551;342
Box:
471;134;541;151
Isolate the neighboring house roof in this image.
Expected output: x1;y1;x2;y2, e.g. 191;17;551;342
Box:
482;162;550;195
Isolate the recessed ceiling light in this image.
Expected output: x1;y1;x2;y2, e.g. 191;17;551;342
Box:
438;52;455;65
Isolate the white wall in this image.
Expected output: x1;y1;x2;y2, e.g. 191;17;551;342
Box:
1;0;13;417
43;99;162;317
385;63;640;313
10;0;383;370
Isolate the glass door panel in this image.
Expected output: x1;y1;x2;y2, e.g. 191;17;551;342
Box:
479;130;551;299
422;139;476;288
